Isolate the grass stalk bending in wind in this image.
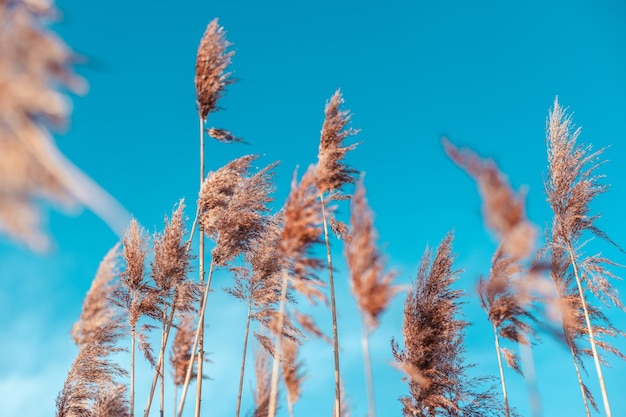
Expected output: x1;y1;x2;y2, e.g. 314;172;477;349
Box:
268;165;325;417
193;17;238;417
392;233;503;417
112;220;157;417
444;138;541;416
545;98;626;417
315;88;359;417
345;178;397;417
227;214;284;417
57;246;128;417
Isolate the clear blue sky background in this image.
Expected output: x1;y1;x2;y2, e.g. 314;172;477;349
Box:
1;1;626;416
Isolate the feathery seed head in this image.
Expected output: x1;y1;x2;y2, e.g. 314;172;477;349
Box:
195;18;235;120
316;89;359;195
443;138;536;259
345;178;397;329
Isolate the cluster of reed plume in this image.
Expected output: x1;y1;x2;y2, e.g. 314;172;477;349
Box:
1;2;624;417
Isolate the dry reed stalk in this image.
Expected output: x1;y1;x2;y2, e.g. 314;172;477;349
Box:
147;201;195;417
545;98;625;417
316;89;359;417
345;179;397;417
112;219;156;417
392;233;503;417
228;215;284;417
193;17;238;417
268;165;325;417
170;312;198;417
0;0;127;251
478;247;539;417
56;246;127;417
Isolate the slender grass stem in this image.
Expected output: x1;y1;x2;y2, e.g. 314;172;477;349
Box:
176;257;215;417
361;319;375;417
196;114;206;417
160;306;167;417
267;269;290;417
320;194;342;417
235;301;253;417
520;340;541;417
567;243;612;417
569;345;592;417
131;326;136;417
493;325;509;417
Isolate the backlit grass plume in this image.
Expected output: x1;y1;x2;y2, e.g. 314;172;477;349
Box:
316;89;359;417
345;178;397;417
392;233;503;417
149;201;196;417
195;18;235;122
177;156;277;417
478;247;537;416
267;165;325;417
112;219;156;417
56;246;127;417
228;214;284;417
545;98;625;417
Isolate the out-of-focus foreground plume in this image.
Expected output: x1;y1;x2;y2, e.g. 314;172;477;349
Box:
345;178;396;329
392;233;502;416
252;345;273;417
170;313;198;388
199;155;278;266
56;245;128;417
316;89;359;197
279;165;326;304
443;139;536;260
282;336;305;417
0;0;129;251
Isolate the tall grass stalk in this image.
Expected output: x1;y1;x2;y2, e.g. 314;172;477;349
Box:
568;244;611;417
320;194;342;417
176;257;215;417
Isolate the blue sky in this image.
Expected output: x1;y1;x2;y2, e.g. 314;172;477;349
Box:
1;0;626;416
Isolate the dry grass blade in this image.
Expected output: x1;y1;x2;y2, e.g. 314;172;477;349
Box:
345;178;397;329
195;18;235;120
